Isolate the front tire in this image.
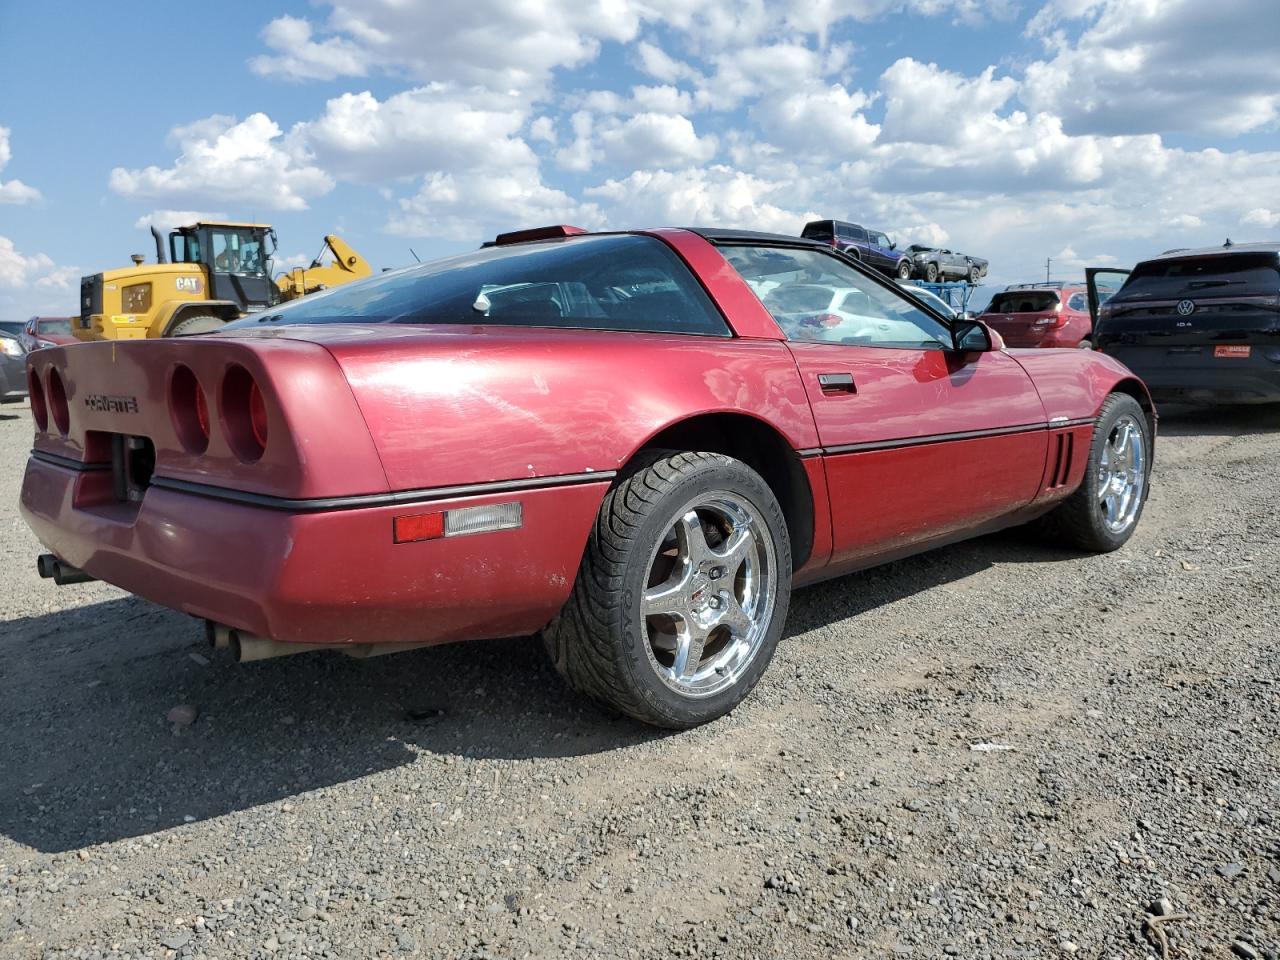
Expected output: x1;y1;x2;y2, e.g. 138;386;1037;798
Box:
544;451;792;728
167;312;226;337
1036;393;1151;552
925;262;940;282
968;265;981;284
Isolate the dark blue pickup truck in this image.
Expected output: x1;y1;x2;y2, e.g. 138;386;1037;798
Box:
801;219;913;280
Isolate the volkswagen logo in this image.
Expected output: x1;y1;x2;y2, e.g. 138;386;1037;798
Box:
1176;299;1196;316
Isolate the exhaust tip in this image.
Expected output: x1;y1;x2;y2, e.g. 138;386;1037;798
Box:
36;554;58;579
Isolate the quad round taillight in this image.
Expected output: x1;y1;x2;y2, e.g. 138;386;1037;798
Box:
221;364;268;462
28;369;48;432
47;367;70;436
249;381;268;449
169;364;210;454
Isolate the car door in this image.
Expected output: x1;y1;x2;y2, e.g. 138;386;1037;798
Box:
719;243;1049;570
847;225;870;262
867;231;894;273
1086;268;1130;327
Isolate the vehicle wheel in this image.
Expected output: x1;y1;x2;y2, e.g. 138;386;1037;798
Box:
968;265;981;284
1076;339;1093;350
167;313;225;337
543;450;792;729
896;260;912;280
1036;393;1151;552
925;263;939;282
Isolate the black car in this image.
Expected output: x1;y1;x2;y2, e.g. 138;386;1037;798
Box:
1089;243;1280;404
1;331;29;403
907;245;989;284
801;219;912;279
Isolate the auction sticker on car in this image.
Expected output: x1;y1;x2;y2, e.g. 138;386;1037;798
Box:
1214;345;1251;358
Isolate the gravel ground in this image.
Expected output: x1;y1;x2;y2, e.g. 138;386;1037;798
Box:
1;397;1278;960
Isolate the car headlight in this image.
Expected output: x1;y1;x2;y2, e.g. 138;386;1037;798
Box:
122;282;152;313
0;338;23;357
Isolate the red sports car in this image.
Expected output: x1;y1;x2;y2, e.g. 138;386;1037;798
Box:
21;226;1155;728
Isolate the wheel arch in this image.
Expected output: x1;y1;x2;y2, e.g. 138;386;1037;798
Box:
1108;375;1157;454
622;411;816;572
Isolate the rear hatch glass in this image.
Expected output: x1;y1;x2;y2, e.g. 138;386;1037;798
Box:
986;291;1060;314
801;222;835;243
1117;253;1280;300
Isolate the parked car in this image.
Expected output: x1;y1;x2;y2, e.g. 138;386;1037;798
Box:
21;225;1154;729
907;245;989;283
979;282;1094;349
801;219;913;279
896;281;964;320
20;316;77;352
1089;243;1280;404
1;331;29;403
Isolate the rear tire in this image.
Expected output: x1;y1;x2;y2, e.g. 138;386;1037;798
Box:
896;260;912;280
543;451;792;729
1035;393;1151;552
167;313;226;337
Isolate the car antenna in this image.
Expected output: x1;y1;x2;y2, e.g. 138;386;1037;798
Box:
409;248;421;263
1223;237;1233;247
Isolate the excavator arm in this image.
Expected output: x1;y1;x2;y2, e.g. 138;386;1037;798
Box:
276;234;373;301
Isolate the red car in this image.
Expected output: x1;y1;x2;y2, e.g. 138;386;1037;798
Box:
980;283;1094;349
21;315;79;352
21;227;1155;728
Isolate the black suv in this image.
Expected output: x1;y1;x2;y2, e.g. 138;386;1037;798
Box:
1089;243;1280;404
801;220;912;280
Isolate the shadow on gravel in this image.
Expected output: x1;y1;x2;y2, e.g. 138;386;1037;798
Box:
0;412;22;421
0;526;1076;853
1156;402;1280;437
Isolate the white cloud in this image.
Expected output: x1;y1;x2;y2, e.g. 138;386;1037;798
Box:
294;86;535;182
1241;208;1280;229
133;209;228;230
1022;0;1280;136
599;113;718;168
0;235;52;288
586;166;813;234
880;59;1018;145
387;170;602;242
0;127;40;205
250;1;646;97
109;113;334;211
249;15;369;82
750;84;879;155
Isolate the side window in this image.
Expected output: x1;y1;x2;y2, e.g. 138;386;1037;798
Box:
849;226;868;243
719;245;951;349
869;232;888;248
1067;292;1088;312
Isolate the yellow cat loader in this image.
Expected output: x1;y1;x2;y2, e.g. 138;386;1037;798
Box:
75;223;372;341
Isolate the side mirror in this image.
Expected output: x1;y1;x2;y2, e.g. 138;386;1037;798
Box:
889;239;897;250
951;317;993;352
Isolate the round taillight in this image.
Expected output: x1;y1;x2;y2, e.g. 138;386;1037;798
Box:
28;369;48;432
249;381;268;448
221;364;267;462
169;364;209;454
47;368;70;436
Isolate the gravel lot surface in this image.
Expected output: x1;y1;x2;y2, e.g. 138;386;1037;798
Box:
1;397;1278;960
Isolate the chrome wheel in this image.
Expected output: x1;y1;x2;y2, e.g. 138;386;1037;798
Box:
1098;414;1146;534
641;493;777;699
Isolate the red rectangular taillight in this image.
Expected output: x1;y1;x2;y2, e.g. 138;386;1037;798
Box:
393;512;445;543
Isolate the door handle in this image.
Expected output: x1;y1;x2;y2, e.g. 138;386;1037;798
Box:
817;372;857;394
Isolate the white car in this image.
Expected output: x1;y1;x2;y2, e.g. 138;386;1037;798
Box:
760;282;944;346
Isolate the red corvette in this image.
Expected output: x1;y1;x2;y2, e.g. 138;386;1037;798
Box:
21;226;1155;728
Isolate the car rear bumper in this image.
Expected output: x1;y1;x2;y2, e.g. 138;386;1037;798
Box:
1101;345;1280;404
20;456;607;646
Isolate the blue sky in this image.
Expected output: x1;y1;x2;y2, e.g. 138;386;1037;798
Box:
2;0;1278;319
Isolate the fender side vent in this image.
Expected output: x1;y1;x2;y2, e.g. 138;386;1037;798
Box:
1050;432;1074;488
